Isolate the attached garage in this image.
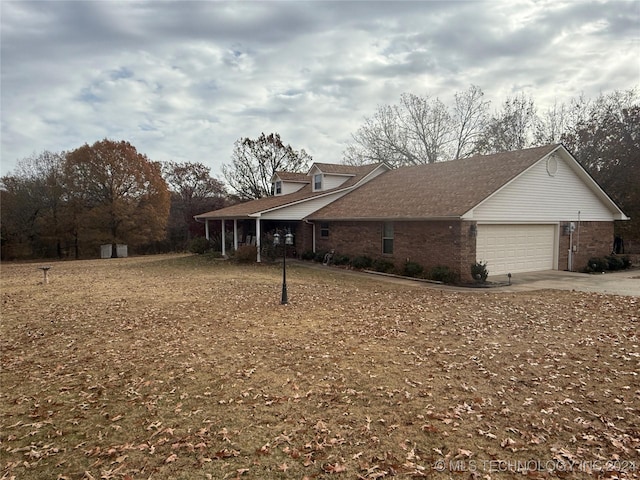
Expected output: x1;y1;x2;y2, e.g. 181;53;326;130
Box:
476;224;556;276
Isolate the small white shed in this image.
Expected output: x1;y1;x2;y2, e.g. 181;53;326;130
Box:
100;244;128;258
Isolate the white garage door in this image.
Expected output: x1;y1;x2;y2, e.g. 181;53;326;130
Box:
476;224;556;276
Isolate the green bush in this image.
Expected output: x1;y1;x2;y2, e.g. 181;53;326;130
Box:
372;258;395;273
333;254;351;266
301;250;316;261
606;255;625;271
233;245;257;264
188;237;213;254
350;255;373;270
403;261;424;278
471;261;489;282
429;265;459;284
585;257;608;273
314;251;328;263
585;255;632;273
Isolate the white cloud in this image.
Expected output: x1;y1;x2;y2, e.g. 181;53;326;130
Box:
1;0;638;177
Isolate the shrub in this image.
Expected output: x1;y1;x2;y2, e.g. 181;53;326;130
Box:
622;256;632;269
301;250;316;261
372;258;395;273
585;257;608;273
188;237;213;254
471;261;489;282
333;254;351;266
606;255;625;271
314;251;328;263
403;261;424;278
261;242;278;262
233;245;257;264
429;265;459;284
350;255;373;270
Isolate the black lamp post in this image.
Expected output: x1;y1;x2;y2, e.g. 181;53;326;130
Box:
273;230;294;304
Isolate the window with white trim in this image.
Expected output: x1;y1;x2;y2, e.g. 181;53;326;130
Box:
275;180;282;195
382;222;394;254
320;222;329;238
313;173;322;191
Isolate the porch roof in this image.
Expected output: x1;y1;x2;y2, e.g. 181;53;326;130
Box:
195;163;384;220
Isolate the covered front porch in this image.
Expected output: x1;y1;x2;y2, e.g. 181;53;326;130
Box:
199;217;312;261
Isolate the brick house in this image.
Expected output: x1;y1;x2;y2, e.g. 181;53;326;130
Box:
195;144;628;281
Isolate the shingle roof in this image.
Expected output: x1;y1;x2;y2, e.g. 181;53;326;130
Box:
308;144;561;220
195;163;384;219
312;163;361;175
274;171;310;182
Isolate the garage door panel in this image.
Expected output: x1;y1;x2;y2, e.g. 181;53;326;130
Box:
476;224;555;276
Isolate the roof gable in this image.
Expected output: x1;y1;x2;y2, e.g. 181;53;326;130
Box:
464;146;628;221
308;144;561;220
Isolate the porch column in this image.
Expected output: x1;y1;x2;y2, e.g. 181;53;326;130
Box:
205;219;210;240
233;220;238;251
221;220;226;257
256;218;261;263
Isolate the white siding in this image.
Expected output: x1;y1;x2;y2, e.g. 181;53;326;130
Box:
262;166;388;220
261;191;351;220
280;182;307;195
323;174;352;190
467;156;616;222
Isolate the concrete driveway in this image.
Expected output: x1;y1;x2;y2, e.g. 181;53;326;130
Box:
487;269;640;296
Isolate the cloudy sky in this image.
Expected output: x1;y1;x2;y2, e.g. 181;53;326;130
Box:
1;0;638;178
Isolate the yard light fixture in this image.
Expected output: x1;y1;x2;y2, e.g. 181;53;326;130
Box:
273;230;294;304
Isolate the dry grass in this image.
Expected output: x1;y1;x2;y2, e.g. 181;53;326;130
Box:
1;254;638;480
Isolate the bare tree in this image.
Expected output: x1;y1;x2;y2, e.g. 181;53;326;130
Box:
0;151;67;258
163;161;226;247
451;85;490;159
222;133;311;199
475;93;537;154
344;86;489;167
535;100;567;144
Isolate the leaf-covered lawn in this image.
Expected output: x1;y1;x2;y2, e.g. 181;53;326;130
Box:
1;254;638;479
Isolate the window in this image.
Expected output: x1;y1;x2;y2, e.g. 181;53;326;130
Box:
382;222;394;254
275;180;282;195
314;173;322;191
320;222;329;238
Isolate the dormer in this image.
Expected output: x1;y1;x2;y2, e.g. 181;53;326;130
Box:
308;163;358;192
271;171;310;196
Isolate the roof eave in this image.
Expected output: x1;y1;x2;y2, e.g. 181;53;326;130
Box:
306;215;462;222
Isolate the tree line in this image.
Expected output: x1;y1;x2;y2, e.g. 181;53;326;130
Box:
1;87;638;260
346;86;639;246
0;140;229;260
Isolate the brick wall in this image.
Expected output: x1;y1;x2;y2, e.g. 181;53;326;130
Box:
295;221;314;255
557;221;614;271
314;220;477;282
